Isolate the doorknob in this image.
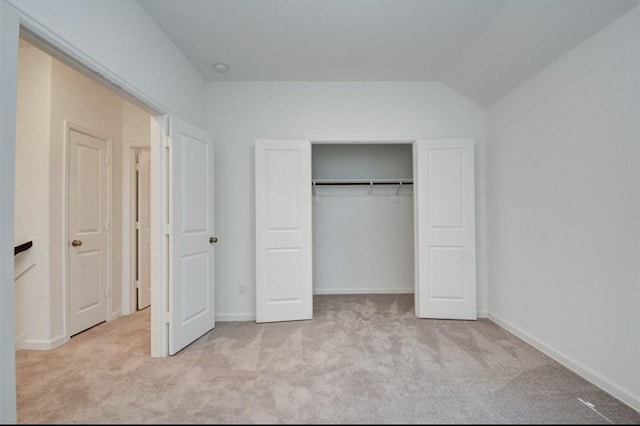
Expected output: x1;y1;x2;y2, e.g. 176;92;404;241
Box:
71;240;83;247
209;237;217;244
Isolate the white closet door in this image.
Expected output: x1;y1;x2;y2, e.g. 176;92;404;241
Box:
169;117;216;355
415;139;476;320
255;139;312;323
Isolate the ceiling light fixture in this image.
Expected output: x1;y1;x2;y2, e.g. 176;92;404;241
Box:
212;62;229;74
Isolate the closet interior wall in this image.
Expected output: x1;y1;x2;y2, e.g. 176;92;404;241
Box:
312;143;414;295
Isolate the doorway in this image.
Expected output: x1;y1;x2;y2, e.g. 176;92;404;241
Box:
311;143;415;298
133;148;151;311
13;37;153;347
2;10;215;421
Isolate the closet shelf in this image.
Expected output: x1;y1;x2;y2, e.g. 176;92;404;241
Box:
312;179;413;186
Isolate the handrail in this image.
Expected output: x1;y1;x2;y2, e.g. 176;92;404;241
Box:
14;241;33;256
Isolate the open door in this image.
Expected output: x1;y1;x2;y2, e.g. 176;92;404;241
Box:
168;117;216;354
255;139;312;323
415;139;476;320
136;149;151;310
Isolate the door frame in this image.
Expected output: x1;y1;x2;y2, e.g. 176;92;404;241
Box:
123;144;151;315
308;136;422;314
64;122;113;338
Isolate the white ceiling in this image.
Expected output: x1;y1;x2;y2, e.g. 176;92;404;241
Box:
138;0;639;106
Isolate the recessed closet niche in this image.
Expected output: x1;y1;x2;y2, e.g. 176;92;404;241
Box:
311;143;414;295
255;138;476;323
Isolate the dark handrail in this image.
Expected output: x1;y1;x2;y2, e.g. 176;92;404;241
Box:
14;241;33;256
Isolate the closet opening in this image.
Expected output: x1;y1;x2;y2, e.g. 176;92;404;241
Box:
311;142;415;310
256;137;476;323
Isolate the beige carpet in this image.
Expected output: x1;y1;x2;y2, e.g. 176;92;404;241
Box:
16;294;640;424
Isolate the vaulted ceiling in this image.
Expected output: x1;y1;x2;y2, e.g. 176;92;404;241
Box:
138;0;639;106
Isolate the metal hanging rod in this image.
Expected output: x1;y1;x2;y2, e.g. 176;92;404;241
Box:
312;179;413;186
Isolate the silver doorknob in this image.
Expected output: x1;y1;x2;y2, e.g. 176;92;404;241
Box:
209;237;217;244
71;240;83;247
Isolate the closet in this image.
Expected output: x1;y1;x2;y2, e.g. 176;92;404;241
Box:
311;143;414;295
255;138;477;323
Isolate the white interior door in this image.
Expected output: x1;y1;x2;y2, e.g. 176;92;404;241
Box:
415;138;476;320
68;129;109;336
169;116;216;355
255;139;312;323
136;149;151;310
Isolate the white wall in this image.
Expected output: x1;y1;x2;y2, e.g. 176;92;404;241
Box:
7;0;206;126
313;186;414;294
122;101;151;142
207;81;486;320
14;45;52;349
487;7;640;410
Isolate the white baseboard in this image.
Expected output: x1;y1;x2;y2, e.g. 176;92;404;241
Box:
313;288;414;295
488;313;640;412
477;310;488;318
110;310;122;321
215;313;256;322
22;334;67;350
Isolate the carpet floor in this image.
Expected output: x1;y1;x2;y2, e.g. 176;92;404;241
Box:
16;294;640;424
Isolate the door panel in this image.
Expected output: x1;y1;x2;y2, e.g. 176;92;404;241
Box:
415;139;476;320
68;129;108;336
428;149;463;228
169;117;215;355
429;246;465;298
255;139;312;323
267;248;302;301
136;149;151;310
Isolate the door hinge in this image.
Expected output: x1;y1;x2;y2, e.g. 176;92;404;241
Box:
105;156;111;166
135;221;141;230
135;280;141;289
135;162;141;171
163;312;171;324
105;222;110;232
162;223;172;235
163;135;173;149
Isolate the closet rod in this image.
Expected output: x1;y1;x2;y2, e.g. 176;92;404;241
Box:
312;179;413;186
